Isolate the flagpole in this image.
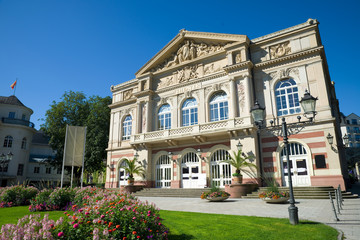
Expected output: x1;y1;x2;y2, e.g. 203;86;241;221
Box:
14;78;17;96
61;125;69;188
80;127;87;188
70;127;77;189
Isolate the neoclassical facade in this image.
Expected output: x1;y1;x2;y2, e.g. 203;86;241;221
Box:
105;19;348;190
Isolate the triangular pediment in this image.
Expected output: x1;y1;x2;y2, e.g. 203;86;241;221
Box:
135;30;249;77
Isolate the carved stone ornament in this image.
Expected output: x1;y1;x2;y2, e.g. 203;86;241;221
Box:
234;52;241;64
160;97;168;105
204;63;221;75
237;82;245;110
151;40;228;72
142;103;147;133
123;89;133;100
269;67;299;81
158;75;174;89
270;41;291;59
213;83;220;91
177;64;199;83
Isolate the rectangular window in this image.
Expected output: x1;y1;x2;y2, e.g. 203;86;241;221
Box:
354;127;360;133
0;163;9;172
355;135;360;141
46;167;51;174
22;114;26;120
8;112;15;118
17;164;24;176
34;167;40;174
352;119;358;125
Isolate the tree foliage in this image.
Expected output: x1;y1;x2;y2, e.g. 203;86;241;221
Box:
41;91;111;174
222;150;257;176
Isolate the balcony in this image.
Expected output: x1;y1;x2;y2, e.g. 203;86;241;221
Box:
1;117;35;128
131;117;252;145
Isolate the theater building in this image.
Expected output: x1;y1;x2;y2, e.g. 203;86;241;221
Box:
105;19;348;190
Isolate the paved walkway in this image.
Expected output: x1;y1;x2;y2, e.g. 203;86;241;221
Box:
139;184;360;240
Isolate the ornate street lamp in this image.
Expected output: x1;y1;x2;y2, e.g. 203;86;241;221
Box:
0;152;13;186
251;90;318;225
326;133;334;145
343;134;349;147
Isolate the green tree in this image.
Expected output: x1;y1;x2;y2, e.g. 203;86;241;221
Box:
222;150;257;176
41;91;111;174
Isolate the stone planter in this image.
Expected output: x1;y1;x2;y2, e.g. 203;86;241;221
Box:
206;196;229;202
261;197;289;203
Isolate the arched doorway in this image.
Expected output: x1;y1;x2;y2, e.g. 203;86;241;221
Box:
281;142;310;186
181;152;200;188
118;160;128;187
210;149;231;187
155;155;171;188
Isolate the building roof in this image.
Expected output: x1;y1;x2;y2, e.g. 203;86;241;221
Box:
0;95;33;114
32;131;50;145
0;95;26;107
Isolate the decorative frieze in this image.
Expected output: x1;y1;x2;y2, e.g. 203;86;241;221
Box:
270;41;291;59
269;67;300;81
123;89;133;100
150;40;228;73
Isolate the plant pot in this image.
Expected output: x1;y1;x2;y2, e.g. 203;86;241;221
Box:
232;175;243;184
206;196;229;202
261;197;289;203
127;179;134;185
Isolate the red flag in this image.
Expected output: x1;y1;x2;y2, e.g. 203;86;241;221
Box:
10;80;17;89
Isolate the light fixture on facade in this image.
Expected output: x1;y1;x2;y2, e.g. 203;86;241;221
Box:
326;133;334;145
250;100;265;127
236;141;243;152
134;151;139;159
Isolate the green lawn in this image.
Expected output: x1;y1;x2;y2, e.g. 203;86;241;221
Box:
0;207;338;240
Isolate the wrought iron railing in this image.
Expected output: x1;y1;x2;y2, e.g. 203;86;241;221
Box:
1;117;35;128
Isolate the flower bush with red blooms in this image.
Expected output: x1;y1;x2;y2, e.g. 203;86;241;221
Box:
1;188;169;239
258;191;289;199
0;185;39;207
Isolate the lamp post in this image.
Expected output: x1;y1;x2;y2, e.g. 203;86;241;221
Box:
0;152;13;187
251;90;318;225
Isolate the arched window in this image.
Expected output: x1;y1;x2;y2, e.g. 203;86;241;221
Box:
182;98;198;126
21;137;27;149
275;79;301;116
158;104;171;130
3;136;13;148
209;91;228;122
122;115;132;140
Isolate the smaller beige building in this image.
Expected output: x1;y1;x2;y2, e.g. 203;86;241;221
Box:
0;95;68;187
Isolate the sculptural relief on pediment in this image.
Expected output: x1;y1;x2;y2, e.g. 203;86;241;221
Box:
270;41;291;59
150;40;229;73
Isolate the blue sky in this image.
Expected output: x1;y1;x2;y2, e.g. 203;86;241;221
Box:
1;0;359;129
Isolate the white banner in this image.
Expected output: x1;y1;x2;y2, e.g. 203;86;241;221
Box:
63;125;86;167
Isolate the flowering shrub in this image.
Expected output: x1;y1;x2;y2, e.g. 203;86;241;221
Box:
258;191;289;199
29;187;76;211
1;189;169;239
0;185;39;207
0;201;13;208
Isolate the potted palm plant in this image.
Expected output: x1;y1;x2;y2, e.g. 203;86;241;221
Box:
120;159;145;185
222;150;257;184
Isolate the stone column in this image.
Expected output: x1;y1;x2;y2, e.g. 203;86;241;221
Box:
136;102;141;134
229;77;238;118
243;75;253;117
146;100;152;132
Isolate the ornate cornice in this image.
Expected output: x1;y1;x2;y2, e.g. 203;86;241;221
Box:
223;61;253;73
111;78;138;93
254;46;323;69
109;98;137;109
251;18;318;44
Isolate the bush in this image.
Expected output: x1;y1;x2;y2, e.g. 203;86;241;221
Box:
29;187;76;212
0;185;38;207
2;189;169;239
